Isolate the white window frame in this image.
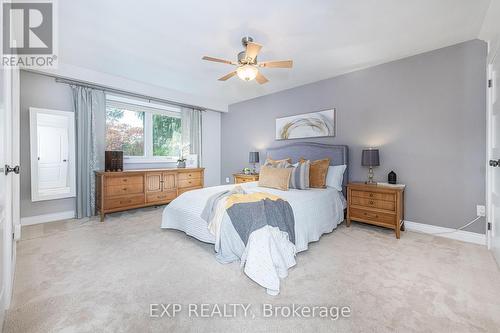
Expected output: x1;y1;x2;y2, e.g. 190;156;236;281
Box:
105;95;181;164
29;107;76;201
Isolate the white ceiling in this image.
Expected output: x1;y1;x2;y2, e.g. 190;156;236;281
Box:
58;0;491;109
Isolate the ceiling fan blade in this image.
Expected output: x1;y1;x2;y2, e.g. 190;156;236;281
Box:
245;42;262;62
258;60;293;68
218;71;237;81
202;56;236;65
255;72;269;84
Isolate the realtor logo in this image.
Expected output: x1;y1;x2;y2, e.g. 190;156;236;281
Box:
2;0;58;68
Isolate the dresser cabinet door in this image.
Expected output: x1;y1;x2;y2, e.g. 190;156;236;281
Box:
162;172;176;191
146;172;162;193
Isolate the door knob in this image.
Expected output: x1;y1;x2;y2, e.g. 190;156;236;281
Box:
4;164;20;175
489;159;500;167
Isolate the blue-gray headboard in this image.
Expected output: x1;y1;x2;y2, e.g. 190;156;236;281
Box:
266;142;349;193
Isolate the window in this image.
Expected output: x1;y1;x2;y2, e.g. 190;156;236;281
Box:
105;95;181;162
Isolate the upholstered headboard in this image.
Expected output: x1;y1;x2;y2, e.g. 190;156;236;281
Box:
266;142;349;193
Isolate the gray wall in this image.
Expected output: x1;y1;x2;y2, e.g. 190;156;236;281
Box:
20;70;76;217
222;39;487;233
20;71;222;219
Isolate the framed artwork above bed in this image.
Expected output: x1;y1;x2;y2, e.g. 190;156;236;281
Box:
275;109;335;140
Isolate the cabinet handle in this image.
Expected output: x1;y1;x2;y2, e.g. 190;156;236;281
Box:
123;179;127;182
188;174;192;177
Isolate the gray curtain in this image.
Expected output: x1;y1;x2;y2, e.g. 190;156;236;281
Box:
71;85;105;218
181;107;202;166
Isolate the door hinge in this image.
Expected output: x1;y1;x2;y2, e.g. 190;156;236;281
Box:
488;222;491;231
488;79;492;88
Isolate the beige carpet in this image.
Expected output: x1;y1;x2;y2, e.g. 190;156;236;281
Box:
4;207;500;332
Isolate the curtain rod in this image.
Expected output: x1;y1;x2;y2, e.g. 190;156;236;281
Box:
54;77;206;111
22;70;206;110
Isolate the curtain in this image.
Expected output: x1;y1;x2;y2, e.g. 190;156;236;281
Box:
181;107;203;166
71;85;105;218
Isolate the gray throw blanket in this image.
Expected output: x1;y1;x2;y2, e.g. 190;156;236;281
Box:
201;188;295;246
226;198;295;245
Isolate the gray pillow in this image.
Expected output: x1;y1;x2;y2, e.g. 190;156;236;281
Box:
286;160;310;190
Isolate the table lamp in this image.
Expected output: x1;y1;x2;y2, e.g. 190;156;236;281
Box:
362;148;380;184
249;152;260;174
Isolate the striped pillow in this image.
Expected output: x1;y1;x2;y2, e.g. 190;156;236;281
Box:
286;160;310;190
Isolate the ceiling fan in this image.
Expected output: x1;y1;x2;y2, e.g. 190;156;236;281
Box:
202;36;293;84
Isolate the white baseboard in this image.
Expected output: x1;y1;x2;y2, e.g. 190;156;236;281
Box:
20;211;75;226
404;220;486;246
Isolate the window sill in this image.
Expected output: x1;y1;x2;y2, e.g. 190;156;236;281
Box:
124;158;178;164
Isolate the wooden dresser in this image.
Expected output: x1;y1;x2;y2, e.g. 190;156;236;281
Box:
233;173;259;184
96;168;204;221
346;182;405;238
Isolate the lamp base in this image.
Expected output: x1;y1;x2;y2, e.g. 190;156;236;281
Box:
365;167;377;185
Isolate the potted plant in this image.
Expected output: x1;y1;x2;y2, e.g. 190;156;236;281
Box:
177;157;186;168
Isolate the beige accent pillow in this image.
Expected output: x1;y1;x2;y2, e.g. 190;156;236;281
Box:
264;157;292;168
300;158;330;188
258;166;293;191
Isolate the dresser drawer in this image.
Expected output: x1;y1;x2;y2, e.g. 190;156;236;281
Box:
105;183;144;197
178;178;202;188
104;194;144;210
178;171;202;181
178;186;202;196
106;175;143;186
146;190;177;204
350;196;395;211
351;190;394;202
349;208;396;227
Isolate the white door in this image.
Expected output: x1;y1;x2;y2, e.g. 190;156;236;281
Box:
0;67;6;318
30;108;76;202
37;116;69;190
488;52;500;264
0;67;17;312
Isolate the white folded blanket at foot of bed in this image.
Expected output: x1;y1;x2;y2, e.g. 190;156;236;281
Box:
215;214;296;296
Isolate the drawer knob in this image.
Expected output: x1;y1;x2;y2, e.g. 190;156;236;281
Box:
369;200;374;205
188;174;192;177
369;193;374;197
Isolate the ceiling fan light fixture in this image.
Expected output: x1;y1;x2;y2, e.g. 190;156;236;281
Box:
236;64;258;81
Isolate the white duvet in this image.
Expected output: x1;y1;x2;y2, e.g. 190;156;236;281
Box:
161;182;346;294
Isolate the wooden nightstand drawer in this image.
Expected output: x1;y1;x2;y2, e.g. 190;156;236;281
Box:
233;173;259;184
349;208;396;227
351;190;394;202
351;196;395;211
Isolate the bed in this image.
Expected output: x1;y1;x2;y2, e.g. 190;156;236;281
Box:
161;143;349;294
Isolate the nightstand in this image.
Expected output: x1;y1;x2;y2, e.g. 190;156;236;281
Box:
346;182;405;238
233;173;259;184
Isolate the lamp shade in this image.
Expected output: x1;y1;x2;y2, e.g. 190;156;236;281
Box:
249;151;260;164
361;149;380;167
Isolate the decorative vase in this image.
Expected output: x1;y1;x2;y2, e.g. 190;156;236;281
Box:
177;161;186;168
388;171;397;184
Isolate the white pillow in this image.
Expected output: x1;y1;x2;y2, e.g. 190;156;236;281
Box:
325;165;347;191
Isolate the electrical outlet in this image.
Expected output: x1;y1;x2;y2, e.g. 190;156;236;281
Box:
476;205;486;217
225;177;230;183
